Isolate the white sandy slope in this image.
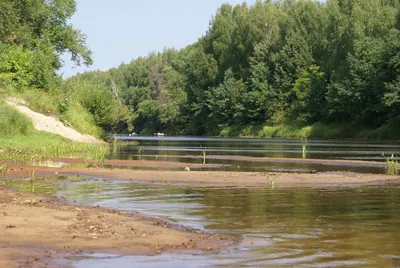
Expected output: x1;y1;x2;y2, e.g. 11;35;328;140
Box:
6;98;106;145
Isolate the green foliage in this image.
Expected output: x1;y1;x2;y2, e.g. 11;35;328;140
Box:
0;0;92;92
0;162;9;175
137;146;143;160
0;100;33;136
63;102;103;138
301;138;307;159
0;44;35;91
206;69;246;128
85;146;108;167
0;131;107;162
293;65;326;123
200;146;207;164
62;75;136;133
64;0;400;139
18;90;60;115
0;0;110;143
382;153;399;175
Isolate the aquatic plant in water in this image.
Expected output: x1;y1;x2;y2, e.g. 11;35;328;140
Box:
381;153;399;175
200;146;207;164
30;170;35;193
0;162;8;175
301;138;307;159
85;146;108;167
137;146;143;160
268;176;276;190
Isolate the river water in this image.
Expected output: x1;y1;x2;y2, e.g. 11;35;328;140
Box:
110;136;400;174
4;177;400;267
4;137;400;267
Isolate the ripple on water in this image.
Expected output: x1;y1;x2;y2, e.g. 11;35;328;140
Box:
42;181;399;267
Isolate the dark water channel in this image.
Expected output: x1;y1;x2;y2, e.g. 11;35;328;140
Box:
110;136;400;174
4;178;400;267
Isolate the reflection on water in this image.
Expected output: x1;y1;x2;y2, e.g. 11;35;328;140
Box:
109;136;400;174
47;180;400;267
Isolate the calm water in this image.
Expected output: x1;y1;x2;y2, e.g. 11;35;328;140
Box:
5;178;399;267
109;136;400;174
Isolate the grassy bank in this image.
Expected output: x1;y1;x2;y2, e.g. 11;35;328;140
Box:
0;99;108;163
0;131;108;163
14;89;104;138
219;122;400;140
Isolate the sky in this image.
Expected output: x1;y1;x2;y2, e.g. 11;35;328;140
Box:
61;0;257;77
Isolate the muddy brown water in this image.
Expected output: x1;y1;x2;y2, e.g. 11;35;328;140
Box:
110;136;400;174
3;177;400;267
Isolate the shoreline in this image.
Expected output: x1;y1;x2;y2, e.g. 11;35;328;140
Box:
56;156;388;169
2;163;399;187
1;162;400;267
0;185;232;268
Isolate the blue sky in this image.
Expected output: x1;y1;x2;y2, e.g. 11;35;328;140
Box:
61;0;257;77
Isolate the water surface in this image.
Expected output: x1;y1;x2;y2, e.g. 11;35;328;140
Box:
36;179;400;267
110;136;400;174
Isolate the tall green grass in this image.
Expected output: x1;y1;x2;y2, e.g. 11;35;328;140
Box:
17;90;59;116
382;153;399;175
0;100;34;136
62;101;103;138
0;131;108;163
8;88;103;138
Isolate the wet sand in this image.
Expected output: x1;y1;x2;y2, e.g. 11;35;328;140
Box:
132;154;388;168
1;159;400;267
58;155;388;169
3;162;400;187
0;186;230;268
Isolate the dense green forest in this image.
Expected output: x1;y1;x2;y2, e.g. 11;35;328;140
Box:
3;0;400;139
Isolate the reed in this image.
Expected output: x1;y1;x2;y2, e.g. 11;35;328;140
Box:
137;146;143;160
0;162;8;175
301;138;308;159
382;153;399;175
200;146;207;164
30;170;35;193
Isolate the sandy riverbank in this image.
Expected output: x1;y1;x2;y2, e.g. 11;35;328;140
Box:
1;162;400;267
3;163;400;187
0;186;230;268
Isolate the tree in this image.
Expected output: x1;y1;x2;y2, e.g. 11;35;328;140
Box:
0;0;92;91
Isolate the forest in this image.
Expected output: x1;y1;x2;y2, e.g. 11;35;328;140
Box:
2;0;400;139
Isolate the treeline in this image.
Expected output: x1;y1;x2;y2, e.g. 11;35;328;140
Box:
3;0;400;138
0;0;132;137
69;0;400;137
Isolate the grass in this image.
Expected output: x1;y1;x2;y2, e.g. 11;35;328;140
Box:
16;90;59;116
137;146;143;160
268;176;276;190
0;162;8;174
0;131;108;163
62;101;103;138
0;99;34;136
200;146;207;164
85;145;108;167
301;138;307;159
9;88;104;138
382;153;399;175
0;89;108;163
30;170;35;193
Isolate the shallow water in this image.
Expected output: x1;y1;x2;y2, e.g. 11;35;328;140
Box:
9;178;398;267
110;136;400;174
